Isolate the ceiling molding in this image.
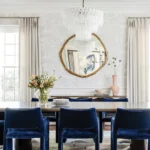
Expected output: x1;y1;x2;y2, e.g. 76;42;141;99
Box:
0;2;150;14
1;2;150;6
1;0;150;5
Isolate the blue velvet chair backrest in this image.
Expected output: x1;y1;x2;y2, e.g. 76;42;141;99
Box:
59;108;98;130
68;98;93;102
115;108;150;130
32;98;53;102
4;108;44;132
102;98;128;102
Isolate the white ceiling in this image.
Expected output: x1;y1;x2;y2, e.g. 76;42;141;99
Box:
0;0;150;14
0;0;150;4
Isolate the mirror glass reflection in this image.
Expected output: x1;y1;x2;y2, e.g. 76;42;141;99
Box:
60;34;108;77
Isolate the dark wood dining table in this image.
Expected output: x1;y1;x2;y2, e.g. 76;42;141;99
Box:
0;101;149;150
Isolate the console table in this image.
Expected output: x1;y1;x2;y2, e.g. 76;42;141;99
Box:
50;95;126;99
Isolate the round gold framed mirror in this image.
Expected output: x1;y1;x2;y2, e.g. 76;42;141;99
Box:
59;33;108;78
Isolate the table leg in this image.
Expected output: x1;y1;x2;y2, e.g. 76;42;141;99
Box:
56;112;59;143
98;112;104;143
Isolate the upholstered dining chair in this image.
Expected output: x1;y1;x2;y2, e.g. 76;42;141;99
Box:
68;97;93;102
0;120;4;145
32;97;53;102
100;98;128;143
58;108;100;150
4;108;49;150
58;98;93;143
111;108;150;150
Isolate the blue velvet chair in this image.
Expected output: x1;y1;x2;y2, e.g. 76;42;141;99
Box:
4;108;49;150
56;98;93;143
58;108;100;150
0;120;4;145
32;97;53;102
102;97;128;102
111;108;150;150
68;97;93;102
100;98;128;143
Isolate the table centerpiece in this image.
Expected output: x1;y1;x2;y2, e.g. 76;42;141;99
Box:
28;71;60;106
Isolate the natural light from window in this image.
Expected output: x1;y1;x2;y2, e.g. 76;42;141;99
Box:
0;25;19;101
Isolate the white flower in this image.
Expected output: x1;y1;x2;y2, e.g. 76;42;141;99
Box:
41;80;44;83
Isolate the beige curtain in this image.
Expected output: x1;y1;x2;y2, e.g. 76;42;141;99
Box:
19;18;40;107
127;18;149;106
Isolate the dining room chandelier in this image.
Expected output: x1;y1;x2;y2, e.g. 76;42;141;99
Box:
63;0;103;41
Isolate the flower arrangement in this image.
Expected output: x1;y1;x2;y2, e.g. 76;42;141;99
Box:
108;57;121;75
28;73;59;89
28;70;60;104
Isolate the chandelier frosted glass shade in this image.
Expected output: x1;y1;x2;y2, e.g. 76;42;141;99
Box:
63;7;103;41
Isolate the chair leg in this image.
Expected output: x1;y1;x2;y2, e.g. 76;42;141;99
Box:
95;137;100;150
56;112;59;143
40;137;44;150
3;138;6;150
58;137;63;150
41;136;49;150
44;134;49;150
99;112;104;143
5;139;13;150
111;136;117;150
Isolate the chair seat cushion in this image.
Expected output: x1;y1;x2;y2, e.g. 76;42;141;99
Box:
6;128;42;139
60;129;96;138
117;128;150;140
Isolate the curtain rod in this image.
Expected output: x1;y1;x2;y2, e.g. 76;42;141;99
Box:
0;17;39;18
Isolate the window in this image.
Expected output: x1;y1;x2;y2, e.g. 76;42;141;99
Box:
0;25;19;101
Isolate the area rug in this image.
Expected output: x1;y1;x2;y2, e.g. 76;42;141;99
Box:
32;131;130;150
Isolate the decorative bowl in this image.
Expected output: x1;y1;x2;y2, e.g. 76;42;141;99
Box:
95;89;105;95
53;99;69;105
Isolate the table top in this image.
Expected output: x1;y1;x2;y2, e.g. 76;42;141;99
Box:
41;102;127;112
0;101;150;112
